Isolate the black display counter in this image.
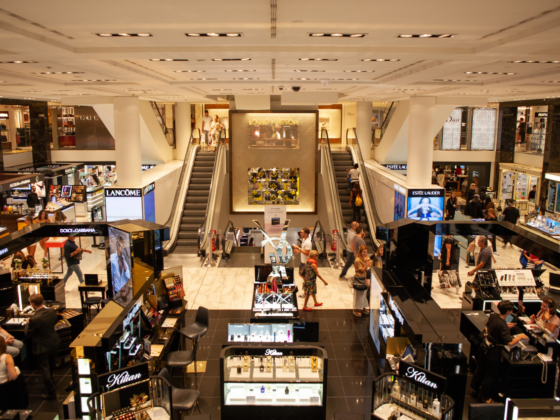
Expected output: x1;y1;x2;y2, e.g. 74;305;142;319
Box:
220;345;327;420
460;310;557;399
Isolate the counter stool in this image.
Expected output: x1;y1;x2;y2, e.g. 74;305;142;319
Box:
157;368;201;418
83;296;103;321
167;333;200;385
178;307;209;370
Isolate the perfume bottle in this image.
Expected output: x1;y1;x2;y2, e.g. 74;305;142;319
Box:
237;334;241;340
265;355;272;372
285;386;289;395
423;400;428;410
237;365;241;374
243;352;250;372
391;380;400;399
265;330;270;340
288;352;295;372
261;385;265;394
433;398;441;418
260;363;264;372
244;335;248;341
410;393;416;406
311;356;318;372
283;357;288;372
287;329;291;341
274;332;277;342
230;335;234;341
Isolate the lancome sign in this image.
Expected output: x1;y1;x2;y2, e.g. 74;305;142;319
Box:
105;188;142;197
398;361;446;393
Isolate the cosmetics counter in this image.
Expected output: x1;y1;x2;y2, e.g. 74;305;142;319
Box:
460;310;558;398
370;269;468;420
220;345;327;420
251;264;298;322
522;215;560;241
461;269;543;313
372;361;454;420
0;172;46;232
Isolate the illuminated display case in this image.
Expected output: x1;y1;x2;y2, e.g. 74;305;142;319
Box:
220;346;327;420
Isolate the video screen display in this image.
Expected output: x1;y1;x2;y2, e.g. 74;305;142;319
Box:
407;189;444;221
394;191;405;221
143;189;155;223
109;227;133;305
61;185;72;198
32;181;46;198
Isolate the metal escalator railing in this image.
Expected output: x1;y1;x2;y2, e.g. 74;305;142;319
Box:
346;128;381;249
163;128;200;254
320;128;348;254
198;129;227;256
221;220;239;259
311;219;327;259
379;101;397;141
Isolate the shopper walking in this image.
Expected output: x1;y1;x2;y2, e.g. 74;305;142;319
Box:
518;117;526;144
0;326;24;358
339;222;358;280
502;200;520;248
465;194;483;219
293;228;312;298
471;301;527;403
349;163;360;186
467;236;493;277
353;245;372;317
439;236;458;271
301;250;328;311
62;234;92;285
445;192;458;220
210;114;223;152
25;293;60;399
350;183;363;223
202;109;212;146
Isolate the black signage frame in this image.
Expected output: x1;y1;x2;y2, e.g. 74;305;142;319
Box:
0;173;45;193
97;361;150;392
398;360;447;394
143;183;155;196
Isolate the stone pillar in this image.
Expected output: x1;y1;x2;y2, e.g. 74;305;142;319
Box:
494;106;517;191
356;101;372;153
113;97;142;187
29;101;51;166
175;102;192;160
407;97;436;187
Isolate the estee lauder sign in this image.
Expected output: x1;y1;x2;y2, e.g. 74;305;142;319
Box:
398;361;447;393
98;362;149;391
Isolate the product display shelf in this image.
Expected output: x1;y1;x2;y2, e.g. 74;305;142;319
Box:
221;346;327;420
250;285;299;322
372;373;454;420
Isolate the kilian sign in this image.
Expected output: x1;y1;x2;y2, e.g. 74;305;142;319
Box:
398;361;446;392
264;349;283;356
98;362;149;391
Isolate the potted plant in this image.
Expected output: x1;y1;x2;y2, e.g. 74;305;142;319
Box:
42;258;49;269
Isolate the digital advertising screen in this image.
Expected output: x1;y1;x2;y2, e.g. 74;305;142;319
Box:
32;181;46;198
434;235;442;257
108;227;133;304
394;191;405;221
61;185;72;198
407;189;444;221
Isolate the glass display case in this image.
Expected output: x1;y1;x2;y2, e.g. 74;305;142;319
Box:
251;283;299;321
228;323;293;343
524;214;560;239
220;346;327;420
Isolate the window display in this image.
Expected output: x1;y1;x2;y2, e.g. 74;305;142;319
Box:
248;117;300;149
442;109;461;150
248;167;299;205
471;108;496;151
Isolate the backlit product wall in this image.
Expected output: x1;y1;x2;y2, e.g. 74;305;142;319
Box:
406;189;444;221
248;168;299;205
105;188;143;222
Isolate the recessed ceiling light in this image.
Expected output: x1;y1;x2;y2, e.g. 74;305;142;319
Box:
344;70;374;73
224;69;256;72
243;88;263;91
545;81;560;83
509;60;560;64
398;34;454;38
33;71;85;75
291;78;316;81
434;79;474;82
24;98;35;100
175;70;205;73
465;71;515;75
186;33;242;37
308;33;366;37
150;59;189;61
299;58;338;61
295;70;325;72
362;58;400;62
337;78;358;81
212;58;251;61
0;61;38;64
233;78;259;80
194;78;217;81
96;33;153;37
73;79;116;82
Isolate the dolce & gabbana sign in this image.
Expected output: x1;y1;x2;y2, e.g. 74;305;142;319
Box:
398;361;446;392
105;188;142;198
98;362;149;391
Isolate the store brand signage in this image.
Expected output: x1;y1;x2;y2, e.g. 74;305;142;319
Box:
142;165;156;171
536;112;548;118
65;167;77;174
143;183;155;195
408;189;444;197
394;184;406;195
265;349;283;356
384;164;407;170
78;115;100;121
59;228;99;234
0;247;8;257
0;112;8;118
398;361;446;392
9;179;31;188
105;188;142;197
98;362;149;391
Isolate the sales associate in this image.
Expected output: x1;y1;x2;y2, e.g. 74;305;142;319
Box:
529;298;560;339
26;186;40;210
471;301;528;403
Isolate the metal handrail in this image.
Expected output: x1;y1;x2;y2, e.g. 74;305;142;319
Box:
311;219;327;258
321;128;348;252
346;128;381;249
197;129;227;255
163;128;200;254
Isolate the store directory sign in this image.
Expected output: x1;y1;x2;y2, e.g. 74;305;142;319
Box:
406;189;444;221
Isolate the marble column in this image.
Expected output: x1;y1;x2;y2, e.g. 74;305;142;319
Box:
407;96;436;187
175;101;192;160
494;106;517;191
113;97;142;187
29;102;51;166
356;101;372;152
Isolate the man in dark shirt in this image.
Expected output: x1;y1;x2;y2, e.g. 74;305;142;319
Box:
502;200;520;248
471;301;527;402
529;185;537;201
518;118;526;144
25;293;61;399
62;234;92;286
467;236;493;277
26;186;40;210
465;194;483;219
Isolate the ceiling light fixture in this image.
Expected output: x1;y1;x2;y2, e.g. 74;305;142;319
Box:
398;34;454;38
224;69;256;72
362;58;400;62
299;58;338;61
509;60;560;64
291;78;316;81
308;33;366;37
194;78;217;80
434;79;474;82
96;33;153;37
337;78;358;81
0;61;38;64
150;59;189;61
465;71;515;75
186;32;242;37
213;58;251;61
175;70;204;73
344;70;374;73
295;70;325;72
545;81;560;83
73;79;117;82
33;71;85;75
233;78;259;80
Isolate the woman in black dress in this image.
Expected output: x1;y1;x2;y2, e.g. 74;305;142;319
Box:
445;192;457;220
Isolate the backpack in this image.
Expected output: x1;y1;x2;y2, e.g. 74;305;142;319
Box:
355;194;363;207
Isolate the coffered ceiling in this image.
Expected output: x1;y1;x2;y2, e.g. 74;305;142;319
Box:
1;0;560;103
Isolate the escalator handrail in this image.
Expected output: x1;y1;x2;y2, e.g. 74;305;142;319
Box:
321;129;348;251
311;219;327;255
379;101;394;134
163;128;200;253
222;220;239;247
346;128;381;249
198;130;227;253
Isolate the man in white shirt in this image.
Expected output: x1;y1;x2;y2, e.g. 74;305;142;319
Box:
349;164;360;186
339;222;358;279
293;227;312;298
202;110;212;146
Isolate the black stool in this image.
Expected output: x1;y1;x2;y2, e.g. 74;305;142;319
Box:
157;368;201;418
83;296;103;321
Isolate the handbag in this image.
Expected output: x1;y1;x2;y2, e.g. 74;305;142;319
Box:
352;276;368;291
299;261;308;277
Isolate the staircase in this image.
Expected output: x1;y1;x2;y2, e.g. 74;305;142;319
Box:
175;151;216;254
332;150;373;251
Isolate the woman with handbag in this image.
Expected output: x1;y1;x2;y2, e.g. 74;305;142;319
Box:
301;250;328;311
353;245;372;317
